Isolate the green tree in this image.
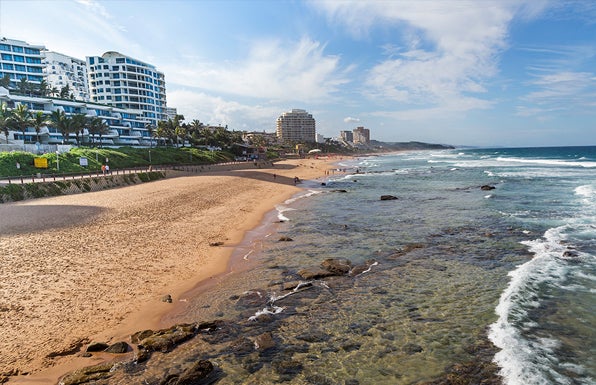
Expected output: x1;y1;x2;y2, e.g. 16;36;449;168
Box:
87;117;109;147
31;111;50;143
8;103;32;144
50;110;75;144
49;86;59;97
145;123;155;148
0;102;12;144
59;85;71;99
0;74;10;89
71;113;87;145
37;79;49;97
17;78;31;96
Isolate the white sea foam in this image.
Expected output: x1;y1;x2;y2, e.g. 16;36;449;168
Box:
497;156;596;168
488;226;582;385
248;305;284;321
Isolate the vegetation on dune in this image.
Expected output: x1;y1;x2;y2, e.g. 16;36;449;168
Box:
0;147;234;177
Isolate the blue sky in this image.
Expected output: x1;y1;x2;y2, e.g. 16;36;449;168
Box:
1;0;595;147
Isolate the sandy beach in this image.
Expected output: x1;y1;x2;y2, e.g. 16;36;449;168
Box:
0;157;336;384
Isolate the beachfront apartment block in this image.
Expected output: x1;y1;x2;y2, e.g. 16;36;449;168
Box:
276;109;316;143
0;86;154;147
43;50;90;101
353;126;370;145
87;52;167;127
0;37;45;90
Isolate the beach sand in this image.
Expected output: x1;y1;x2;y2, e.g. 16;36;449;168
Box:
0;157;337;384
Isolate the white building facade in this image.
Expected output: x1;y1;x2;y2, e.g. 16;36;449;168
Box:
86;51;167;127
276;109;316;143
0;37;45;90
42;50;89;101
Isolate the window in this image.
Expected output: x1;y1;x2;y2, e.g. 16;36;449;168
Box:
0;44;10;51
25;48;40;55
12;46;23;53
14;64;26;72
2;63;13;70
1;53;12;61
13;55;25;62
112;66;119;71
26;57;41;64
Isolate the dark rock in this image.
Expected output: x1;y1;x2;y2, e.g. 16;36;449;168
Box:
371;287;388;295
345;380;360;385
481;185;496;190
59;362;115;385
282;280;313;291
273;359;303;379
297;268;335;280
230;337;254;356
563;250;580;258
341;342;361;352
332;189;348;193
161;294;173;303
296;330;331;343
139;324;195;353
403;343;423;354
131;329;154;344
321;258;352;275
380;195;398;200
242;357;263;373
135;348;151;363
234;290;266;308
86;342;109;352
176;360;214;385
105;341;129;354
279;236;293;242
254;332;276;350
209;241;224;246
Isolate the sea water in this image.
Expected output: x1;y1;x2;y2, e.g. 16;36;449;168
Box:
110;146;595;385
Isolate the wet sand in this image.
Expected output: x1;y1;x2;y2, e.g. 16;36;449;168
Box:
0;157;335;384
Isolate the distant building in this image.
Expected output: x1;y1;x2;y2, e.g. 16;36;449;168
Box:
340;130;353;142
276;109;316;142
353;126;370;145
42;50;89;101
164;106;178;120
86;51;167;127
0;37;45;90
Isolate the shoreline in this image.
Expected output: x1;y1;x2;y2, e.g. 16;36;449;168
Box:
1;157;341;384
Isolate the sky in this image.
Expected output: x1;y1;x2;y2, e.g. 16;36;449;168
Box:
1;0;595;147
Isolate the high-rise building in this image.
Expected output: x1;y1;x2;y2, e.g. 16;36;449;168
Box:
42;50;89;101
340;130;354;142
0;37;45;90
276;109;316;143
86;51;167;127
353;126;370;145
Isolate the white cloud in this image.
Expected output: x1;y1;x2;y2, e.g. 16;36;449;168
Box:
343;117;360;123
162;37;351;103
312;1;547;115
167;89;281;131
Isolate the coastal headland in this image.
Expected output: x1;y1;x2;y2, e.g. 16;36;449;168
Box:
0;157;339;384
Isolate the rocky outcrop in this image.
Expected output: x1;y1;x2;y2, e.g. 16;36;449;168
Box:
481;185;496;190
380;195;398;200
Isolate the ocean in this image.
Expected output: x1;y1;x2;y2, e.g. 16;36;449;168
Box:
108;146;595;385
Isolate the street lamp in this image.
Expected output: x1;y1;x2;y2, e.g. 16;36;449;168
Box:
56;150;60;171
148;149;151;164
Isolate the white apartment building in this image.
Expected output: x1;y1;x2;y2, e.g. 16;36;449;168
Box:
42;50;89;101
86;51;167;127
276;109;316;143
0;37;45;90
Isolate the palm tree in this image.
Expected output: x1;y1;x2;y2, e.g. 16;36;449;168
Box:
59;85;71;99
88;117;109;147
49;86;59;98
0;74;10;89
17;78;30;96
8;104;32;144
50;110;75;144
37;79;49;97
31;111;50;143
156;121;168;147
0;102;12;144
145;123;155;148
71;114;87;145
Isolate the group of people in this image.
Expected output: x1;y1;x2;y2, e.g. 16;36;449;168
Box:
101;164;110;175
